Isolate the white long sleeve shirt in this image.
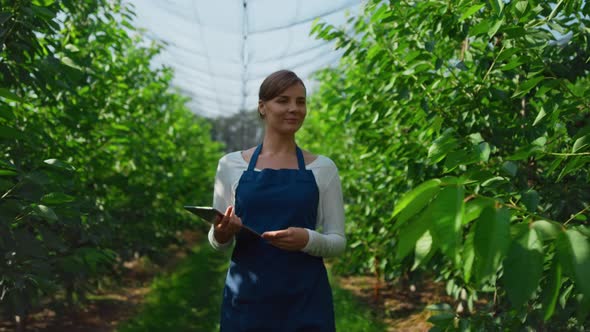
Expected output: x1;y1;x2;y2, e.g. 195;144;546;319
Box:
207;151;346;258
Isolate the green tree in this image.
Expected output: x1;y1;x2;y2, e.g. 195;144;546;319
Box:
301;0;589;329
1;0;221;327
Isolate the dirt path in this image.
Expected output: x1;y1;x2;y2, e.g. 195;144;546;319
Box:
1;275;448;332
336;274;451;332
1;233;449;331
0;287;149;332
0;232;199;332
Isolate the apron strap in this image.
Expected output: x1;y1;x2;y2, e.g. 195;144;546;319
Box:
247;144;263;171
296;146;306;170
247;144;306;171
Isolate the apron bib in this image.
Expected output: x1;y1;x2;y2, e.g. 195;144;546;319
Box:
220;144;335;332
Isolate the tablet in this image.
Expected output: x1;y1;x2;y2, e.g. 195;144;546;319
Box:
183;205;261;238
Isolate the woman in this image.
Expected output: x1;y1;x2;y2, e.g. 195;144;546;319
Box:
208;69;346;332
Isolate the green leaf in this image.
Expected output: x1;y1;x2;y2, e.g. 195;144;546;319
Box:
463;198;494;225
60;56;83;71
118;17;134;30
0;104;15;121
502;228;544;307
576;293;590;322
41;192;76;204
413;230;434;270
575;225;590;237
392;179;441;221
64;44;80;52
443;143;489;172
506;145;543;161
43;159;76;172
468;133;484;145
395;184;442;230
31;5;55;18
541;259;562;321
430;185;465;265
111;123;131;132
460;4;486;21
474;207;511;284
501;161;518;176
521;189;539;212
470;20;491;36
426;303;453;312
0;88;22;102
0;159;16;170
463;228;476;282
488;18;504;38
31;204;58;222
395;206;433;261
427;312;455;326
481;176;508;187
0;169;17;176
557;156;585;181
533;107;546;126
532;220;562;241
440;176;468;185
515;1;528;14
532;136;547;147
514;76;545;97
560;284;574;310
478;142;490;162
455;61;468;71
428;130;458;164
497;48;520;62
546;157;563;176
557;230;590;299
489;0;504;15
501;58;523;71
443;151;465;172
32;0;55;5
510;222;530;240
572;135;589;153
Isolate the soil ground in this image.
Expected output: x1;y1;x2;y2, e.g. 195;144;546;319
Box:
0;231;450;331
335;274;451;332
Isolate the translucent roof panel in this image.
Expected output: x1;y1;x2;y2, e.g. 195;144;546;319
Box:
129;0;364;117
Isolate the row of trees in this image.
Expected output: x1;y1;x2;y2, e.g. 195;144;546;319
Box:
0;0;221;328
301;0;589;330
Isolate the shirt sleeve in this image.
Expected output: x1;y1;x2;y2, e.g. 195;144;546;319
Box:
208;156;235;251
301;165;346;258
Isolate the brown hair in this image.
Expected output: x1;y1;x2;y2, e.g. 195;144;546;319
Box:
258;69;306;102
258;70;305;119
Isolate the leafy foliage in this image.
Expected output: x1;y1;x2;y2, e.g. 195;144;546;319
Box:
302;0;590;329
210;110;264;152
0;0;221;323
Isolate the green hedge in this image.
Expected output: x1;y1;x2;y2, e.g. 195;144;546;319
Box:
301;0;590;329
0;0;222;323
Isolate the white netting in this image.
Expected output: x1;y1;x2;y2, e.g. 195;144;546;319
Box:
129;0;363;117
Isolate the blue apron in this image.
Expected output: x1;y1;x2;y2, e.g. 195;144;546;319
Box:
220;144;335;332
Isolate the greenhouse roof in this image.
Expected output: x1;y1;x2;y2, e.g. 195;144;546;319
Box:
129;0;364;117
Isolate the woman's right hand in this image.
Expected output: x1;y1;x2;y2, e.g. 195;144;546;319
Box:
213;206;242;244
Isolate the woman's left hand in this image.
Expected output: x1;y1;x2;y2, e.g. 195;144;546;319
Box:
262;227;309;251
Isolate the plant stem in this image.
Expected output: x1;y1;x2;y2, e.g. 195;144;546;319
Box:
564;205;590;226
546;152;590;156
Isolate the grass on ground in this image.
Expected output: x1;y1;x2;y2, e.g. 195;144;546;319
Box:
118;245;385;332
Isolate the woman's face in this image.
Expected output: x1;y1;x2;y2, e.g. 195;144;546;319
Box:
259;83;307;135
